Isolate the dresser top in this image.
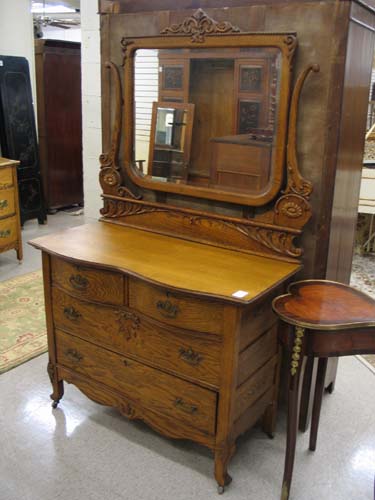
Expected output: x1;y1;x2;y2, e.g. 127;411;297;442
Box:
0;157;18;168
29;222;301;304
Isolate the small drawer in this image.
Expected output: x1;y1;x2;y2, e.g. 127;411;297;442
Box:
0;167;13;190
51;257;124;305
128;278;224;335
237;325;278;386
56;330;217;435
0;216;17;246
52;288;221;388
234;354;278;420
0;188;15;218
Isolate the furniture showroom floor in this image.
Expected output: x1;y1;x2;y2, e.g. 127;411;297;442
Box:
1;212;374;500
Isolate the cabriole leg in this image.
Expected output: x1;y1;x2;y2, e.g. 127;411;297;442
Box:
47;361;64;408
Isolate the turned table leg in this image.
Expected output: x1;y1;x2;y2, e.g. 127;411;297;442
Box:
309;357;328;452
281;326;305;500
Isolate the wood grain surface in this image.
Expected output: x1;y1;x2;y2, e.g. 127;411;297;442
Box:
52;287;222;387
51;256;124;305
29;222;300;303
56;329;217;434
273;280;375;329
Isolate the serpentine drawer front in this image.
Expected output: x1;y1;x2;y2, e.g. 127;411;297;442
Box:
51;256;124;305
128;278;224;335
52;287;221;387
56;329;217;435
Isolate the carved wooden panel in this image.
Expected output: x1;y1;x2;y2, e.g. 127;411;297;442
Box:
238;100;261;132
240;66;263;92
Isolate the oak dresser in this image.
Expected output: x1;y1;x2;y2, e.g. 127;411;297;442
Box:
30;222;300;490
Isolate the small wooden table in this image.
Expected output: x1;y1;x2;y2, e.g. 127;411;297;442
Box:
272;280;375;500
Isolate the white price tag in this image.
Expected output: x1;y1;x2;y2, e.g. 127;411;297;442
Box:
232;290;249;299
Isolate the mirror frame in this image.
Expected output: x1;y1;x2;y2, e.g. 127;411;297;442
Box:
123;33;297;207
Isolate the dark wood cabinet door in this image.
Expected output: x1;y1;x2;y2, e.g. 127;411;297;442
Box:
0;55;46;225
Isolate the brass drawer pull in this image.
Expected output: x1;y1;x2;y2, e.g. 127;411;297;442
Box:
63;306;81;322
0;199;8;210
174;398;198;415
69;274;89;291
179;347;203;366
0;183;12;190
156;299;180;319
65;349;83;362
0;229;11;238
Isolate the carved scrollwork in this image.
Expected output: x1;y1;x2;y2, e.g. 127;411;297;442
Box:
120;38;134;67
283;34;298;64
119;402;137;419
116;311;141;341
99;61;140;201
236;225;302;258
274;194;312;230
100;199;166;218
161;8;240;43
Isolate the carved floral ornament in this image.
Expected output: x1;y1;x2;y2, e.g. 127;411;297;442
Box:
161;8;241;43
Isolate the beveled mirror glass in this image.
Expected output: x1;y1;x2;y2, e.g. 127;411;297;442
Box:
123;34;296;206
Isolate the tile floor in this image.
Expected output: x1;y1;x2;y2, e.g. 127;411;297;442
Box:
0;213;374;500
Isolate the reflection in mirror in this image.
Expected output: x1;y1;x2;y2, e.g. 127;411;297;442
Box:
134;47;281;193
148;102;194;183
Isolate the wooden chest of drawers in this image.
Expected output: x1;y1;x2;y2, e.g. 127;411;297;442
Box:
0;157;22;261
30;222;301;491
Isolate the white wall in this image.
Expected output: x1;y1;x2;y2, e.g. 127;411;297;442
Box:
0;0;37;110
80;0;102;219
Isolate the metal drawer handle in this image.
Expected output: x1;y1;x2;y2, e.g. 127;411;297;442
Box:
65;349;83;362
0;183;12;190
69;274;89;291
156;300;180;319
179;347;203;366
0;199;8;210
0;229;11;238
63;306;81;322
174;398;198;415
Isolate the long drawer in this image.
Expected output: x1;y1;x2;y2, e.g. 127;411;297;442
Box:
52;287;221;387
56;329;217;435
0;188;15;219
51;257;124;305
128;278;224;335
0;216;17;246
0;167;13;190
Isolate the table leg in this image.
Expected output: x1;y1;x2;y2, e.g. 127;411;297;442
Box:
281;326;305;500
309;357;328;452
299;355;314;432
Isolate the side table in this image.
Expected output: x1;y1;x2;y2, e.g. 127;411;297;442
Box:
272;280;375;500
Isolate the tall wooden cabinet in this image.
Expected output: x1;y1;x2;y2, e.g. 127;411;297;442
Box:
29;0;375;493
35;40;83;211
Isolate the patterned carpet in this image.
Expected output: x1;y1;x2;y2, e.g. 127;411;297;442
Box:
351;253;375;372
0;270;47;374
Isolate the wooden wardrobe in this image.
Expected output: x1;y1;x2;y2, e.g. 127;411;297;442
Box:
35;40;83;211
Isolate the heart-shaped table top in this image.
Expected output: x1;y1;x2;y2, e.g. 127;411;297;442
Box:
272;280;375;330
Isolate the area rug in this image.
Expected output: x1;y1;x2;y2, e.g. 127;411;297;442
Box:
0;270;47;374
351;253;375;373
